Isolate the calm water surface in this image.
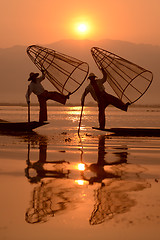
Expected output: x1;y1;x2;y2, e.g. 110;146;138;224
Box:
0;105;160;240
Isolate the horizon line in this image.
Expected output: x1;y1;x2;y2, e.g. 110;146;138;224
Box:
1;38;160;50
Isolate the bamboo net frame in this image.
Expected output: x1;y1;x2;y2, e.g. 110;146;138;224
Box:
27;45;89;95
91;47;153;104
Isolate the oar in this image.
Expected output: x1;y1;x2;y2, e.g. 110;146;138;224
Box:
78;102;84;160
28;101;30;123
78;101;84;138
27;86;30;123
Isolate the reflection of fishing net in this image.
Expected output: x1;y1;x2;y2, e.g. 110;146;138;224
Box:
25;181;55;224
91;47;153;104
89;186;134;225
27;45;89;95
89;181;149;225
25;179;79;224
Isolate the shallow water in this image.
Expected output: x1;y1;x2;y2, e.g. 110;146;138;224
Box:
0;105;160;240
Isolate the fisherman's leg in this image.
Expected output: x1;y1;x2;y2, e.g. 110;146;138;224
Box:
105;93;129;111
38;96;47;122
98;105;106;129
47;91;67;105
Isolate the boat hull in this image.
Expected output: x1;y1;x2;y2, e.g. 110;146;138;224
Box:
92;127;160;137
0;121;48;132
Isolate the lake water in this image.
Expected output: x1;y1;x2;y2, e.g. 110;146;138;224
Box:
0;105;160;240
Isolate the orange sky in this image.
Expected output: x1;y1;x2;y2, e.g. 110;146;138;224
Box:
1;0;160;48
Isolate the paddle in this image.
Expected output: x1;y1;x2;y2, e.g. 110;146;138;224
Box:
27;86;30;123
28;101;30;123
78;100;84;137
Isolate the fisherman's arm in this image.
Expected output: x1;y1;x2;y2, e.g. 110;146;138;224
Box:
100;68;107;84
38;71;45;82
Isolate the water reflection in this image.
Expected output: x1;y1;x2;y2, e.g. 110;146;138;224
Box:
81;135;128;185
25;137;70;183
24;134;150;225
89;179;150;225
82;136;150;225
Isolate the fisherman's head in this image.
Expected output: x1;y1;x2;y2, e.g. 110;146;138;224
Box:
28;72;39;81
88;73;97;81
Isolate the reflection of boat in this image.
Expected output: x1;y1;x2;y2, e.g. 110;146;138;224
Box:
93;127;160;136
0;120;48;132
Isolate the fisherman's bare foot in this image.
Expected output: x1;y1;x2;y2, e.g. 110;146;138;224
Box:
125;102;131;111
39;120;47;123
66;92;71;99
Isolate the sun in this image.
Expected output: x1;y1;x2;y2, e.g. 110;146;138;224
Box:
75;22;90;37
70;16;94;39
77;23;88;33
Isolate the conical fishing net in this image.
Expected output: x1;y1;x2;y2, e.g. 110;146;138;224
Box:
91;47;153;104
27;45;89;95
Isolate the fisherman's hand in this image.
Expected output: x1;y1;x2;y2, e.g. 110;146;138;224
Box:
101;67;105;73
81;98;85;106
41;69;46;75
66;92;71;99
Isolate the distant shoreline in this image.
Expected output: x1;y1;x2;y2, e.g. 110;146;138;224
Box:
0;102;159;108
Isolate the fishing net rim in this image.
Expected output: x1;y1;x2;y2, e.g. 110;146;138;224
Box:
121;70;153;104
62;62;89;95
91;47;153;104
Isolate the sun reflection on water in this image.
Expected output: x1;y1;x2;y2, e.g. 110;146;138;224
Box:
77;163;85;171
75;180;88;186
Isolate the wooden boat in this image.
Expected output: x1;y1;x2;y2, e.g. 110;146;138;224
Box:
0;120;48;132
92;127;160;137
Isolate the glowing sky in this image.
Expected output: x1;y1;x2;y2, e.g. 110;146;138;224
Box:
0;0;160;48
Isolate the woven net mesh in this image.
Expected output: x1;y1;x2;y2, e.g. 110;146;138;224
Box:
91;47;153;104
27;45;89;95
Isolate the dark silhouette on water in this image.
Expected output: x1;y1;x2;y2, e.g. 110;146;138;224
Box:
82;135;128;185
24;134;150;225
26;71;69;122
25;137;70;183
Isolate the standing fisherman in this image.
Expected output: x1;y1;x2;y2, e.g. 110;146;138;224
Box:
81;69;130;129
26;70;70;122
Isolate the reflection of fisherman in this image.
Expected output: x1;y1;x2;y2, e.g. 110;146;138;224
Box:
88;138;149;226
81;69;130;129
25;136;71;224
26;71;70;122
82;135;127;185
25;139;69;183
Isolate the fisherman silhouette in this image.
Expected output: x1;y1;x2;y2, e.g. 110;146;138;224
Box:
26;70;70;122
81;69;130;129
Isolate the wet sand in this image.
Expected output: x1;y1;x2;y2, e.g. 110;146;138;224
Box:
0;126;160;240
